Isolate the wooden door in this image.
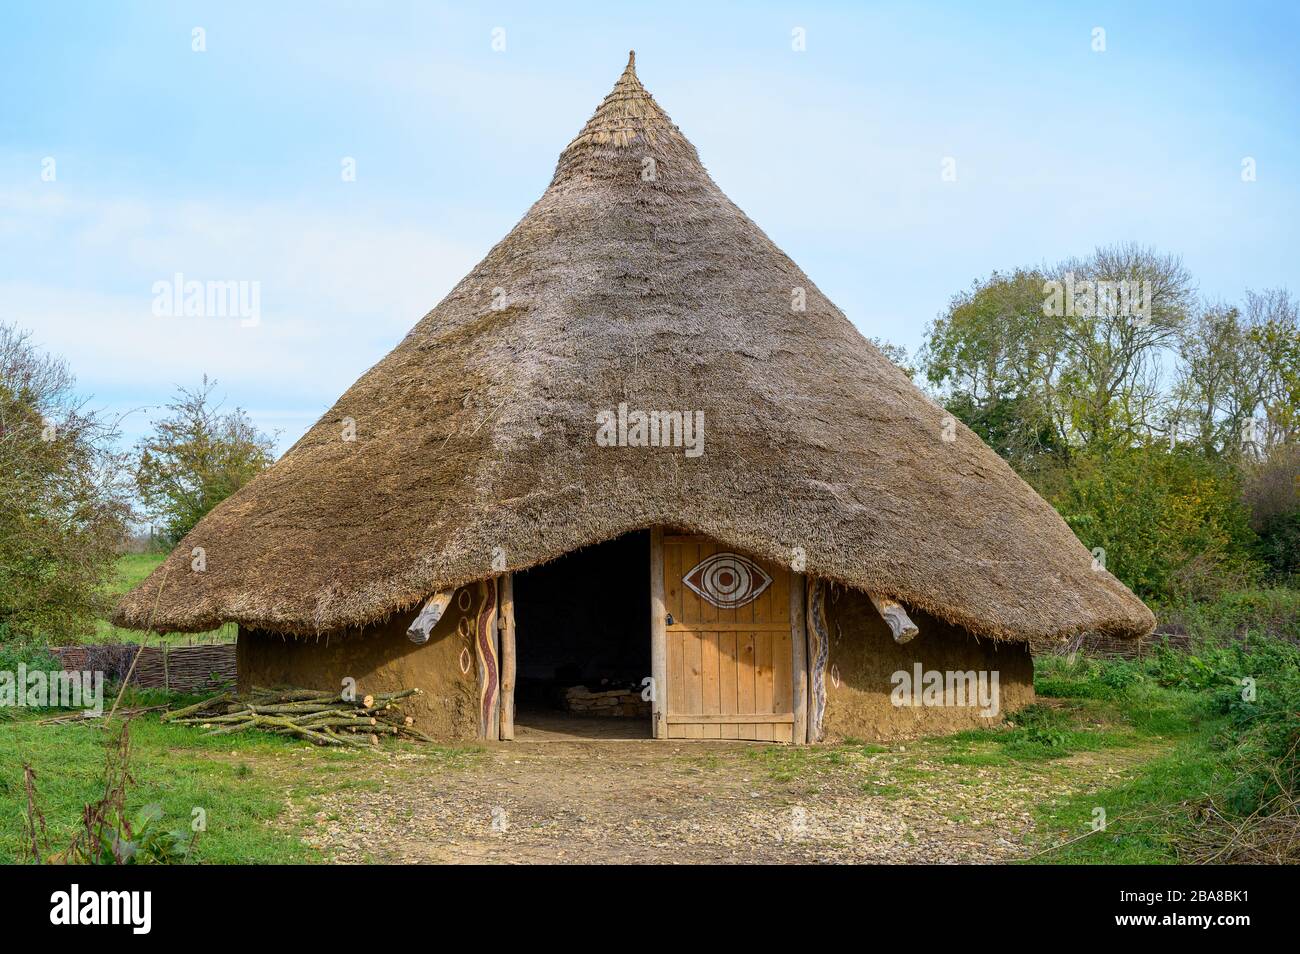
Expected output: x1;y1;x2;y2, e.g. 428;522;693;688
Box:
662;535;795;742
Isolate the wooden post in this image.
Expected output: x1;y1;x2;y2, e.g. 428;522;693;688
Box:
805;577;829;743
649;526;668;739
789;572;808;744
499;573;516;741
473;578;501;740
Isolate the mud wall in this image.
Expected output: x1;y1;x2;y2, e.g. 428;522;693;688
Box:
238;594;480;740
822;587;1034;741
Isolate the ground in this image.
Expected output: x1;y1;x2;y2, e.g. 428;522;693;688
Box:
2;680;1210;865
290;735;1161;864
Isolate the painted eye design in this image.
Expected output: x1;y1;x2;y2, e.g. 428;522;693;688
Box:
683;552;772;609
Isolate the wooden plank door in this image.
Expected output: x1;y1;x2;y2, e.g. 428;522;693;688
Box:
662;535;795;742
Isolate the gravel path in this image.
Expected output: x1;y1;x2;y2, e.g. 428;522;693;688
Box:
288;738;1153;864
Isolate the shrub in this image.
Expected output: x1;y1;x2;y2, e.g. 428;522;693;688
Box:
1035;446;1261;602
1256;512;1300;582
1242;447;1300;582
0;324;130;641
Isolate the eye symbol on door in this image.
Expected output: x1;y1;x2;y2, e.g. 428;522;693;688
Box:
682;553;773;609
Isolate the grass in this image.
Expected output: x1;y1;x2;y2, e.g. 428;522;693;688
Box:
1022;670;1228;863
733;591;1298;865
0;688;484;864
2;703;323;863
93;553;235;645
1021;628;1300;863
934;699;1138;767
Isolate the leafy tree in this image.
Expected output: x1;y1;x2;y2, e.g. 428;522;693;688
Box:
1049;244;1193;452
922;245;1193;461
1174;289;1298;456
1172;303;1266;455
921;268;1063;466
133;377;275;545
0;323;130;640
1245;288;1300;451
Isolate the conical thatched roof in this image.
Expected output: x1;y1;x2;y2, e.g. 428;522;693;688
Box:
115;53;1154;643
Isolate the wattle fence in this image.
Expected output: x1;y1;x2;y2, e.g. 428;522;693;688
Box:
50;643;237;693
1032;627;1192;660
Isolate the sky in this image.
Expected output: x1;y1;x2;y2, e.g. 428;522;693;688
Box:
1;0;1297;454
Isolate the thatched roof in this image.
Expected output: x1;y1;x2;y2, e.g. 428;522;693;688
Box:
115;53;1154;643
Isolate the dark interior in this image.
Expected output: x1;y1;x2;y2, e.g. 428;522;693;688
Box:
512;530;651;726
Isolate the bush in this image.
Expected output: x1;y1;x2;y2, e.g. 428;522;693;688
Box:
0;631;59;674
1034;446;1261;602
1256;512;1300;582
0;324;130;642
1242;447;1300;582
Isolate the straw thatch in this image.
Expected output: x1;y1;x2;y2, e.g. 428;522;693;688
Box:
115;53;1154;643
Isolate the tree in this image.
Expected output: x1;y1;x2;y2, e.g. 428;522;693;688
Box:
1173;303;1267;456
1174;289;1299;457
0;323;131;640
1245;288;1300;451
133;378;276;545
921;268;1063;466
869;337;916;378
1049;243;1193;451
922;245;1194;460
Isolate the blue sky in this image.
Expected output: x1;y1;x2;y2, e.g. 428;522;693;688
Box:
2;0;1296;453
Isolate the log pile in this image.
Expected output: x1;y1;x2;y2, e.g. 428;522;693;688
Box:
562;684;650;718
161;687;431;749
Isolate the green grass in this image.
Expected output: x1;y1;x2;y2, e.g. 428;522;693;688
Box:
111;553;166;592
0;689;485;864
740;599;1295;865
1027;729;1228;863
1;708;324;863
1022;655;1253;863
93;553;235;645
935;700;1138;767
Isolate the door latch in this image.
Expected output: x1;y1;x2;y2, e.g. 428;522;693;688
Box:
665;613;674;626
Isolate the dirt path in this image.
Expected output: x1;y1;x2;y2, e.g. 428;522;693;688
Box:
287;737;1157;864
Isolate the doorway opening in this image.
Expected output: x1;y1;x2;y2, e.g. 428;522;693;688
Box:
512;530;651;740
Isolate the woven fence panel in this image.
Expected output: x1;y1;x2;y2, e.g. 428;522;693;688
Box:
1031;628;1191;660
51;643;237;693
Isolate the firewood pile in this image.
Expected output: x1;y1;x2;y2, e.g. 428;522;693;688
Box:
161;687;431;749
